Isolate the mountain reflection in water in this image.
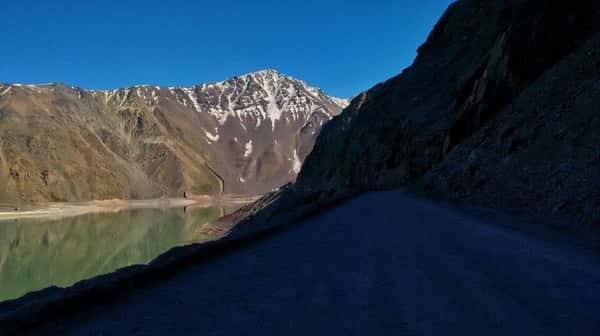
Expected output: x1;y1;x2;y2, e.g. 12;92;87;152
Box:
0;206;228;302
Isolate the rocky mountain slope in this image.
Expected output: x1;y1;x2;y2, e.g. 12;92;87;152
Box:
230;0;600;235
0;70;347;205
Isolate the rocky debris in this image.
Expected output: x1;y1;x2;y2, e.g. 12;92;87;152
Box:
420;32;600;228
200;182;355;245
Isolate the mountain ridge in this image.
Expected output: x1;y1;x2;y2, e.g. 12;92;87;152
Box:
2;69;350;104
0;70;347;205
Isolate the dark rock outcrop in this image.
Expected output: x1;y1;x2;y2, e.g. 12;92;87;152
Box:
420;32;600;226
234;0;600;233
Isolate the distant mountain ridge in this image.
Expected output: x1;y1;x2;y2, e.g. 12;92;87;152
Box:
0;70;348;204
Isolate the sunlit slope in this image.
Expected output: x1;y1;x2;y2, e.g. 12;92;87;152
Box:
0;70;347;204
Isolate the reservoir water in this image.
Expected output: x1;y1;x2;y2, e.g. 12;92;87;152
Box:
0;205;227;302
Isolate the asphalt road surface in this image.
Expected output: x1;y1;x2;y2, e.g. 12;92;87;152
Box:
37;191;600;335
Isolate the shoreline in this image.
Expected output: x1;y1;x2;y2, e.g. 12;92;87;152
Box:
0;194;260;222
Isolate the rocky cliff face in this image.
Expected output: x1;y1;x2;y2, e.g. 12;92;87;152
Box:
232;0;600;233
0;70;347;204
420;32;600;226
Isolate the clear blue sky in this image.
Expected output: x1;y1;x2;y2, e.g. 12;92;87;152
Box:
0;0;453;98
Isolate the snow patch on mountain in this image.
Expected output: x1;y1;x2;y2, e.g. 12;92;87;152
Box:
0;86;11;96
292;149;302;174
203;128;219;143
158;69;349;129
244;140;253;158
183;87;202;112
330;96;351;109
8;70;348;131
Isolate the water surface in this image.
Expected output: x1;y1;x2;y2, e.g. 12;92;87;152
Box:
0;206;226;302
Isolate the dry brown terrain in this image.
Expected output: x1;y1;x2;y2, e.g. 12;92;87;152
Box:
0;70;347;206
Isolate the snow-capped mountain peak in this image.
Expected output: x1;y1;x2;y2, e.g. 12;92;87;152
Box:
174;69;348;128
0;70;347;198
